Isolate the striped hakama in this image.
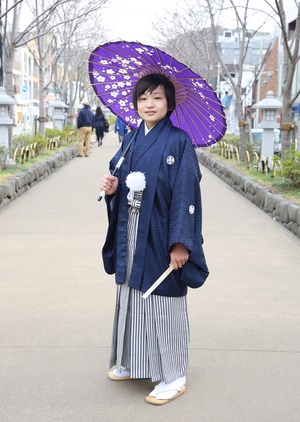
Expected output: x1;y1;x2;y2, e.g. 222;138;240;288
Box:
109;192;190;383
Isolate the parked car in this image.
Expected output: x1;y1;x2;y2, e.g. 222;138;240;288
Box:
251;128;281;156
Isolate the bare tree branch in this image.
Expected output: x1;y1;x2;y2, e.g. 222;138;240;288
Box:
0;0;24;20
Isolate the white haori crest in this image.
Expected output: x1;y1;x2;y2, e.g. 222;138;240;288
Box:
189;205;195;214
166;155;175;165
126;171;146;202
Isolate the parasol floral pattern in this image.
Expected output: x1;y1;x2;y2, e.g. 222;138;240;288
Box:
88;41;227;148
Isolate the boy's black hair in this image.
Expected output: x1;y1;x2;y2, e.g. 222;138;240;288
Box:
132;73;176;115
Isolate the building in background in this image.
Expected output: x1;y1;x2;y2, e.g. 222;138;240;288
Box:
216;28;278;133
13;40;40;132
252;37;280;128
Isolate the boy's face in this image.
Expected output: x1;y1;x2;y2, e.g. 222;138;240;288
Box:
137;85;168;129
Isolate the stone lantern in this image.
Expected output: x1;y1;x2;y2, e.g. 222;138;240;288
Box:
252;91;282;169
0;86;15;151
48;97;68;131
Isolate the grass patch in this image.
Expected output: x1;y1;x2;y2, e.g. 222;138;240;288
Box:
0;143;76;184
2;141;299;209
208;151;300;207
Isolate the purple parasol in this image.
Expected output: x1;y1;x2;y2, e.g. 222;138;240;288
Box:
88;41;227;148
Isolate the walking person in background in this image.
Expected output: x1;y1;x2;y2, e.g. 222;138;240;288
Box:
93;106;108;146
76;101;94;157
114;116;128;143
100;74;209;405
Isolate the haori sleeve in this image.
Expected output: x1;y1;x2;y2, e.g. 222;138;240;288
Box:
169;139;209;288
168;139;202;252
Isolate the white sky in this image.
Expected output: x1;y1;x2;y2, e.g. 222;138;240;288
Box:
101;0;175;44
101;0;296;44
100;0;241;44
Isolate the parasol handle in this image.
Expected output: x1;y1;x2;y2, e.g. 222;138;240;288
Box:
98;190;106;201
98;130;138;202
98;157;125;201
142;265;174;299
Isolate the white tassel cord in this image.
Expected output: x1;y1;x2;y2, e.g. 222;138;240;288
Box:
126;171;146;201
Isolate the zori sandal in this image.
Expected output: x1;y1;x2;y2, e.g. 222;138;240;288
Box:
145;386;186;405
108;368;131;381
145;376;186;405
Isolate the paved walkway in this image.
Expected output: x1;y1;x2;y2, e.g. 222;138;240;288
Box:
1;130;300;422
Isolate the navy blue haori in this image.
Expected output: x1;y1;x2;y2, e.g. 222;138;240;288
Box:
102;116;209;297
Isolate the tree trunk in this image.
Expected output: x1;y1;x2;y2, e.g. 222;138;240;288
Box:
38;64;46;135
280;86;293;157
3;1;22;158
235;88;247;161
68;77;76;129
278;1;293;158
275;0;300;159
4;52;15;158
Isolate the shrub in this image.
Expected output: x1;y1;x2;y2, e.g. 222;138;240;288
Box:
45;128;61;138
12;133;45;150
61;125;75;143
224;134;240;148
45;126;75;144
12;134;33;149
281;149;300;188
30;134;44;150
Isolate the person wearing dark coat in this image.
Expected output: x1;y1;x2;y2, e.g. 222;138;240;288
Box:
76;101;94;157
93;106;107;146
100;74;209;406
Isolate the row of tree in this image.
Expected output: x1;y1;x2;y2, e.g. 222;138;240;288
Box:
1;0;300;163
152;0;300;161
1;0;109;156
